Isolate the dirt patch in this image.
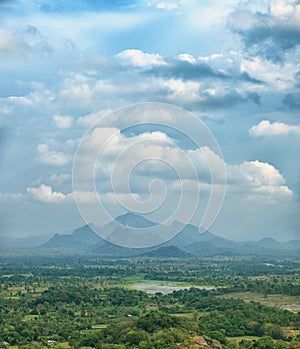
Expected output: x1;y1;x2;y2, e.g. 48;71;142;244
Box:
217;292;300;312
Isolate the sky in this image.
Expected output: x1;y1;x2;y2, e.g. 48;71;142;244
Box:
0;0;299;242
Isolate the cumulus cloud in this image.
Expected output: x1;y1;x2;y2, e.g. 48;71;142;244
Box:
37;143;71;166
58;73;115;110
228;160;285;186
240;57;299;90
116;49;167;68
177;53;196;63
73;126;291;205
228;0;300;62
77;109;112;128
53;114;73;128
27;184;68;203
160;78;201;103
227;160;292;201
0;26;52;57
157;78;255;109
249;120;300;137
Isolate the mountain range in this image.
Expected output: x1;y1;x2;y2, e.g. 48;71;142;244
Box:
1;213;299;257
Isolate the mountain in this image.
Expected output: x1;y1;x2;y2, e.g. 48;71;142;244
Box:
197;231;236;248
162;222;236;252
141;245;192;258
72;224;104;244
165;222;201;246
30;213;300;256
115;212;158;228
41;224;104;250
94;213;171;248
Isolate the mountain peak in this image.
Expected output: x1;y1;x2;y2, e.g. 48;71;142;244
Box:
256;237;281;248
115;213;157;228
72;224;102;243
258;237;278;243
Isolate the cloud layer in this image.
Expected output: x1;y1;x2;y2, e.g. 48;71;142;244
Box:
0;0;299;240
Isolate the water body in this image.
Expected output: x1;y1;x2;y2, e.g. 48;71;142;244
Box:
131;281;214;295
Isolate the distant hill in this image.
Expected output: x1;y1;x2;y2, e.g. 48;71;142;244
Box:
9;212;299;257
256;237;282;249
41;224;104;250
141;245;192;258
162;222;237;254
183;241;238;256
283;240;300;250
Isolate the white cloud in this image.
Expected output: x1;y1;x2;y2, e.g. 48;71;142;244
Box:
226;160;292;201
156;2;180;10
240;57;299;90
6;96;33;106
228;160;285;186
53;114;73;129
0;192;23;201
57;73;115;111
177;53;196;63
270;0;300;22
160;78;201;102
74;125;291;204
116;49;167;68
249;120;300;137
77;109;112;128
27;184;67;203
198;53;223;62
147;0;182;10
37;143;71;166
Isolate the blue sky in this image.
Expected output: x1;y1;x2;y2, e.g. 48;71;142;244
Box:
0;0;299;241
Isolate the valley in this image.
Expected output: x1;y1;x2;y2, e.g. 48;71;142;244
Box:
0;252;299;349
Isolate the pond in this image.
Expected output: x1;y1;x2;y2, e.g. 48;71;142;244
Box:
131;281;214;295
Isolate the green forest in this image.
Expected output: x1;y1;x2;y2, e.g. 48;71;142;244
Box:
0;255;299;349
